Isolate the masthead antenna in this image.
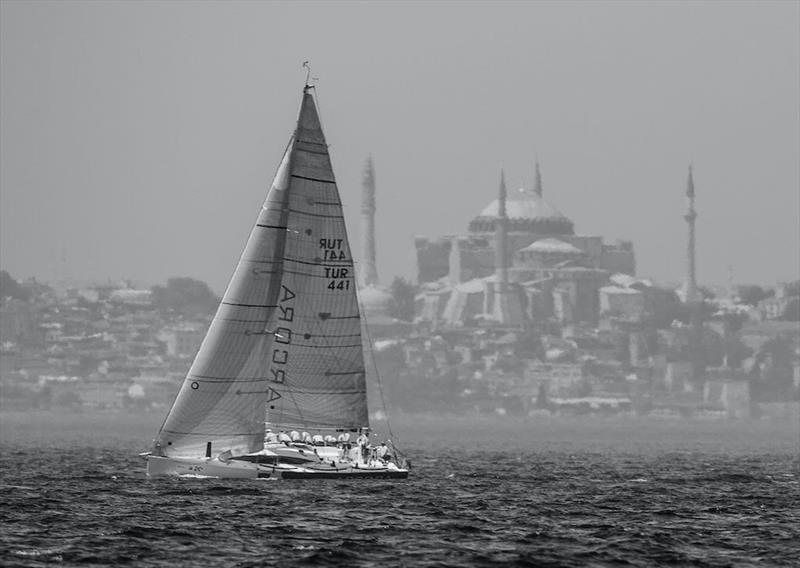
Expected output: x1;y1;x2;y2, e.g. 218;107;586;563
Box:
302;61;317;90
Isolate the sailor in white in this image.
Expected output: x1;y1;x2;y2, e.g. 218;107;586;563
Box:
356;432;369;462
377;442;389;460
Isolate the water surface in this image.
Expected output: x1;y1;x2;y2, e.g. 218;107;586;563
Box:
2;411;798;567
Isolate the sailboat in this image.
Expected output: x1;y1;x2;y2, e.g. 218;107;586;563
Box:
145;81;408;480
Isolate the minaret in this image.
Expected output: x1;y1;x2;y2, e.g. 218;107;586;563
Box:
684;165;698;304
534;161;543;197
495;169;510;287
360;156;378;288
489;169;525;327
684;165;705;385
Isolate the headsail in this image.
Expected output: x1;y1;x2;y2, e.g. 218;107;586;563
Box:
263;88;369;431
156;87;367;458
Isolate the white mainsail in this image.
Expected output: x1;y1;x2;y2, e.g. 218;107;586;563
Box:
156;87;368;458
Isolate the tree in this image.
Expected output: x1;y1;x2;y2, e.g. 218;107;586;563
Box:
753;337;795;401
736;285;773;306
0;270;31;302
784;280;800;297
781;297;800;321
698;286;716;300
386;277;416;322
151;277;219;316
644;287;683;328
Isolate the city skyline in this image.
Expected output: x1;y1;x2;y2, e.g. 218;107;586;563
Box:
1;1;798;293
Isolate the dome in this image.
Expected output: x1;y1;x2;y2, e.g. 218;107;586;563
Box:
520;238;583;255
479;188;568;221
469;188;574;235
358;285;392;315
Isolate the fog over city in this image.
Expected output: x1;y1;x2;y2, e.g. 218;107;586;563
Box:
1;1;798;291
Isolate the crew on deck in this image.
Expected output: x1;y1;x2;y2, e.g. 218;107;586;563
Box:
377;442;389;461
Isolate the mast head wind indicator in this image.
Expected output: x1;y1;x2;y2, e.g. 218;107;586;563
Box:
302;61;318;91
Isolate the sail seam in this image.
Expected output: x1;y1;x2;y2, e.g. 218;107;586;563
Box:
189;377;267;383
291;174;336;184
248;269;350;280
287;208;344;219
303;333;361;338
298;343;363;349
161;430;258;437
268;388;366;395
222;301;279;308
285;257;354;267
245;258;353;266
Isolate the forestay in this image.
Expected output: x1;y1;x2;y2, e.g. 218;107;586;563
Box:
156;88;368;458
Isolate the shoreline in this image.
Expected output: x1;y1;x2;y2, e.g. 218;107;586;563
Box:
2;408;797;453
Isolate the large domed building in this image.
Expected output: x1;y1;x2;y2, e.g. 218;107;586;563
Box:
415;164;636;327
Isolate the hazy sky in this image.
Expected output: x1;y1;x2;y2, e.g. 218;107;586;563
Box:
2;1;798;292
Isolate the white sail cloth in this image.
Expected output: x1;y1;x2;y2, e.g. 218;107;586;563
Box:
156;89;368;458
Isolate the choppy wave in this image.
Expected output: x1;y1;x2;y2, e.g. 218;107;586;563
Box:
1;441;798;567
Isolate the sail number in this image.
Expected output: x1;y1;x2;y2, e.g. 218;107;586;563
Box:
320;238;351;290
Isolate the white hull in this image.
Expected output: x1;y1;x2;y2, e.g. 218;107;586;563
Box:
277;463;409;479
145;454;408;480
260;461;409;479
146;455;263;479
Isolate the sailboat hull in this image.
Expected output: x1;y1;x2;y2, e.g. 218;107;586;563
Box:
261;461;409;480
145;455;407;480
280;468;409;480
146;455;268;479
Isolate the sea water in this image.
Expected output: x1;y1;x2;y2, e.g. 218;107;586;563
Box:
1;411;798;567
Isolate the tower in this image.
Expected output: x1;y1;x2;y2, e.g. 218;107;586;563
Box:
534;160;543;197
488;169;525;327
684;165;698;304
495;169;510;287
360;156;378;288
683;165;705;384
